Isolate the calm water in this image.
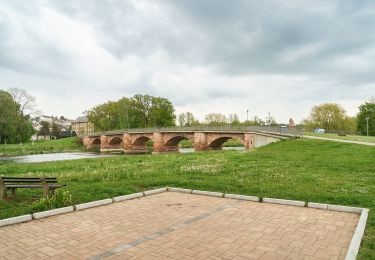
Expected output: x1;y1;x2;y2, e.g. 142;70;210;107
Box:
1;147;245;163
0;153;110;163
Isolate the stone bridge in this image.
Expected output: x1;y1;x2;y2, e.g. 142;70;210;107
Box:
82;126;301;153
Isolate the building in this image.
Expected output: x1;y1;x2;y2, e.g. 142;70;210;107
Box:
72;116;94;135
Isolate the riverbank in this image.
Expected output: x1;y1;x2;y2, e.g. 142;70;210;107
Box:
0;138;374;258
0;137;84;157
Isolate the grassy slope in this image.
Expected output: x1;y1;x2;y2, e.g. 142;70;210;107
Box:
305;131;375;143
0;139;374;258
0;137;84;156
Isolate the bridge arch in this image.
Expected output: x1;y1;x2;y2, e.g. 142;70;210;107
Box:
92;138;101;146
131;135;153;153
207;135;245;150
164;135;193;146
108;137;123;149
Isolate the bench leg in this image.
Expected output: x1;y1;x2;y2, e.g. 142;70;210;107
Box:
50;188;56;196
11;188;17;197
0;187;7;200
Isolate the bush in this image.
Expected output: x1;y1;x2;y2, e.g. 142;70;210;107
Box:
29;190;72;213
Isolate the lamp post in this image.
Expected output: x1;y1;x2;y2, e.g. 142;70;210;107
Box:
246;109;250;122
366;116;369;136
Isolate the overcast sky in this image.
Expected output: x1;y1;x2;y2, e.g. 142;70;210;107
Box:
1;0;374;123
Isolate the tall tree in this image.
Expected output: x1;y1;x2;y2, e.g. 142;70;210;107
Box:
357;98;375;136
204;113;228;126
0;90;18;144
8;88;36;117
229;114;240;126
51;122;61;138
86;94;176;131
38;121;51;137
178;112;199;126
308;103;346;131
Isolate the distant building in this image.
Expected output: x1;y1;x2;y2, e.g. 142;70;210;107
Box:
288;118;296;128
72;116;94;135
31;115;73;131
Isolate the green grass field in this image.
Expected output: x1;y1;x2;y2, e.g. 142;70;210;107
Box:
0;139;374;258
0;137;84;157
304;132;375;143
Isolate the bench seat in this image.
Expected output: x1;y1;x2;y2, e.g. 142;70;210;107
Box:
0;176;65;200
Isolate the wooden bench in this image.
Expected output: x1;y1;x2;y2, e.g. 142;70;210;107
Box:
0;176;65;200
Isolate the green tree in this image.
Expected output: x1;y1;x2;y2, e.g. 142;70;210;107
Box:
38;121;51;137
357;98;375;136
229;114;241;126
178;112;199;126
308;103;346;132
204;113;228;126
86;94;176;131
51;122;61;138
0;90;18;144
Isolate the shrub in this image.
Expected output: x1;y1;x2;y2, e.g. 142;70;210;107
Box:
29;190;72;213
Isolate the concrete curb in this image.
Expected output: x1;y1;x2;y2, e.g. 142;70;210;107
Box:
308;202;328;210
224;194;259;202
113;192;144;202
32;206;74;220
167;187;193;193
0;215;32;227
345;208;369;260
327;204;363;213
192;190;223;197
263;198;305;207
143;188;168;196
75;199;113;211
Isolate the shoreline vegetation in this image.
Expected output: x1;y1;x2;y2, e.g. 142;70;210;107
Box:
0;137;84;157
0;139;374;258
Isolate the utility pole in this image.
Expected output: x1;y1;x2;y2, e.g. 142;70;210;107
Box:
366;117;369;136
246;109;250;122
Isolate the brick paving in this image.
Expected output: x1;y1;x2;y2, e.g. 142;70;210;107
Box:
0;192;359;259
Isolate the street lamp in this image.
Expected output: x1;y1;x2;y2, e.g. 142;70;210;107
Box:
245;109;250;122
366;117;369;136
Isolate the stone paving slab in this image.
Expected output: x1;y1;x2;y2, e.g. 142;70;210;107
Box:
0;192;359;259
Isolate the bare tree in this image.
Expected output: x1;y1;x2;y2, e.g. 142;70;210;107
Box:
8;88;36;117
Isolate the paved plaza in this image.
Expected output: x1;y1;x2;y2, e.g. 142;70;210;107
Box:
0;192;359;259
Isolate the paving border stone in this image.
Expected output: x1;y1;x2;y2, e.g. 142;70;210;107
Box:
224;194;259;202
32;206;74;220
167;187;192;193
113;193;144;202
345;208;369;260
263;198;305;207
327;204;363;213
308;202;328;210
0;214;32;227
192;190;223;197
143;188;168;196
75;198;113;211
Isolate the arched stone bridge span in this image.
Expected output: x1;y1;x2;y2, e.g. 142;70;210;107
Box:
82;126;301;153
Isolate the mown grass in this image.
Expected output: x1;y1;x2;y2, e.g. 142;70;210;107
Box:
0;137;84;156
305;131;375;143
0;139;374;258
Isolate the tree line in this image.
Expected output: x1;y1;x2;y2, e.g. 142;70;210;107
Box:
303;99;375;135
